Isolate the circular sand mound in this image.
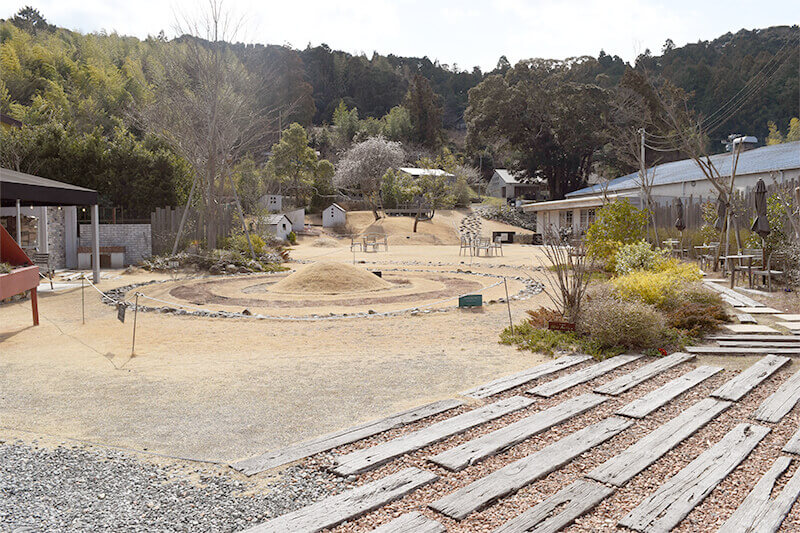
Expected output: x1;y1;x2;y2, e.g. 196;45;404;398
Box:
269;262;393;295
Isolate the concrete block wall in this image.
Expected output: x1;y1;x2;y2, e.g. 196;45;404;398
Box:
46;207;67;269
79;223;152;266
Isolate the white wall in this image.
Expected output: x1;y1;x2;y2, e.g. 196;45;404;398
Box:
323;206;346;227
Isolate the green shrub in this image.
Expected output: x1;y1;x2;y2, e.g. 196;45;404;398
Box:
525;307;563;328
579;293;667;350
0;262;12;274
287;231;297;245
585;200;648;270
614;240;667;274
612;260;702;307
500;321;583;356
225;232;268;255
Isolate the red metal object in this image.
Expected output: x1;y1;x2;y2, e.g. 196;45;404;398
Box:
0;224;40;325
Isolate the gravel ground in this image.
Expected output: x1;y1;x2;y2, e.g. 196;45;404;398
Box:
0;440;352;532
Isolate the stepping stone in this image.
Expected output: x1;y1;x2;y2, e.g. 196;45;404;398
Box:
492;480;613;533
528;354;641;398
724;324;779;333
429;416;632;520
777;321;800;331
616;366;723;419
461;355;591;399
711;355;791;401
232;399;463;475
245;467;438;533
371;511;445;533
587;398;731;487
429;393;608;472
687;346;800;355
332;396;533;476
739;307;780;314
753;367;800;423
775;314;800;321
718;456;800;533
619;423;770;532
736;313;757;324
594;352;694;396
783;425;800;455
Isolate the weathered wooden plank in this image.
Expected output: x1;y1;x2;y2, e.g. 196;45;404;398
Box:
783;425;800;455
704;282;765;307
753;367;800;423
718;341;800;348
708;335;800;342
244;467;438;533
737;307;780;314
688;346;800;355
718;455;800;533
370;511;445;533
594;352;695;396
588;398;731;487
711;355;791;401
619;423;770;533
429;393;607;472
332;396;533;476
736;313;757;324
528;354;642;398
461;355;592;399
616;366;723;419
233;399;463;475
430;416;631;520
492;480;613;533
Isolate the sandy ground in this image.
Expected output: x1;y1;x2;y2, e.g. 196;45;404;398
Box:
1;242;549;465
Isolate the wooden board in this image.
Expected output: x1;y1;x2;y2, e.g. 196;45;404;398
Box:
777;321;800;330
708;335;800;342
689;346;800;355
528;354;642;398
736;313;757;324
616;366;723;419
332;396;533;476
594;352;695;396
587;398;731;487
737;307;780;314
492;480;613;533
429;417;632;520
775;314;800;321
232;399;463;475
711;355;791;401
753;367;800;423
245;467;438;533
429;393;607;472
782;425;800;455
723;325;779;334
370;511;445;533
704;282;765;307
461;355;591;399
619;423;770;533
718;456;800;533
718;341;800;348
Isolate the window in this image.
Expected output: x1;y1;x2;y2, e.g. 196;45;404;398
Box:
559;210;573;228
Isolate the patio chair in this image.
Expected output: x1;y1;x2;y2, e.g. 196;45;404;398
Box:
32;252;54;290
459;235;473;256
491;236;504;257
752;250;788;292
699;242;720;271
363;233;380;253
730;248;762;288
474;237;492;257
350;236;363;252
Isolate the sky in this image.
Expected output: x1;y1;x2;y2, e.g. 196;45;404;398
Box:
3;0;798;70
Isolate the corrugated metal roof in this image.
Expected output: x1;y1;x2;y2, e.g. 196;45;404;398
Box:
494;169;519;184
264;214;290;225
399;167;455;178
567;141;800;198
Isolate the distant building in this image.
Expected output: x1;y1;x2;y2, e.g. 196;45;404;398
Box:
264;214;292;240
258;194;283;212
487;169;543;201
398;167;455;181
323;203;346;228
283;208;305;232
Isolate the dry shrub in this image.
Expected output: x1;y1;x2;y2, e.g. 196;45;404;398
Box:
526;307;563;328
662;282;728;336
579;294;667;351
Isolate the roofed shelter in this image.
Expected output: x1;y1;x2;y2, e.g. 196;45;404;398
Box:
0;167;101;282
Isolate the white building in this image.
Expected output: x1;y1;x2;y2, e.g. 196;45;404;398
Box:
264;214;293;240
398;167;455;181
522;140;800;235
487;169;542;201
258;194;283;212
283;208;305;232
323;203;346;228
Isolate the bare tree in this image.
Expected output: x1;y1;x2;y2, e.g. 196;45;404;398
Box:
137;0;289;252
537;226;594;323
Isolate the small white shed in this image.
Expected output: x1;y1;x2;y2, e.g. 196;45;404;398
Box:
264;214;292;240
283;208;305;232
258;194;283;212
323;203;346;228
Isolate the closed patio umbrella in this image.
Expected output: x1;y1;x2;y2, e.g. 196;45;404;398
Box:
674;198;686;231
751;178;770;239
714;196;727;231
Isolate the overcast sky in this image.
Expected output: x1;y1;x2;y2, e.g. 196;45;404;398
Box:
4;0;798;70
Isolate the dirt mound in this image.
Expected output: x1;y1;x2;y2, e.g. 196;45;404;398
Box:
269;262;392;294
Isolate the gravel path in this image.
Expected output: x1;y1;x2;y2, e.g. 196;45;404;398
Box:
0;441;351;532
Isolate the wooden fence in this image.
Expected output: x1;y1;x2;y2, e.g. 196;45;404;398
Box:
150;206;236;255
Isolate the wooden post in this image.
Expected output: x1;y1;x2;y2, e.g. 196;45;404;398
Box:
504;277;514;335
91;204;100;283
131;293;139;356
30;287;39;326
81;274;85;324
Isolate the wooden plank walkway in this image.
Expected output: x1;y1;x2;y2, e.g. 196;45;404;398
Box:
370;511;445;533
718;456;800;533
429;393;607;472
736;313;757;324
594;352;694;396
429;417;632;520
245;467;438;533
687;346;800;355
332;396;533;476
753;367;800;423
718;341;800;348
616;366;723;419
619;423;769;533
461;355;591;399
587;398;731;487
492;480;613;533
708;335;800;342
711;355;791;401
783;426;800;455
232;399;463;475
704;282;765;307
528;354;641;398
